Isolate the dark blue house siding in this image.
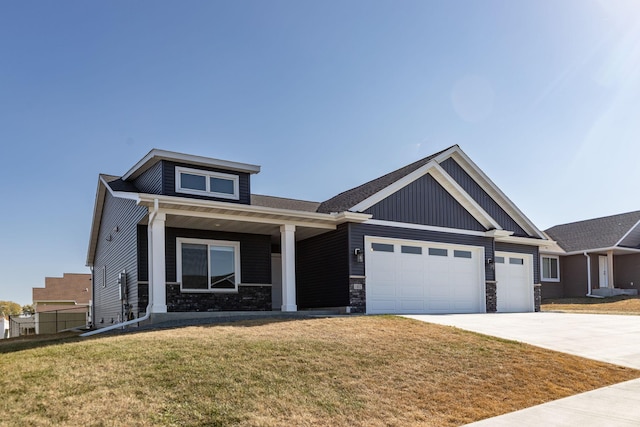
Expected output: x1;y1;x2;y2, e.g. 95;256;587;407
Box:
137;227;271;284
440;158;529;236
161;161;251;204
495;242;540;283
92;192;147;327
364;173;485;231
133;161;163;194
348;223;495;281
296;225;350;309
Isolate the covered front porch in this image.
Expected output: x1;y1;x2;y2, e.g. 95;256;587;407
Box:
583;248;640;297
139;194;368;320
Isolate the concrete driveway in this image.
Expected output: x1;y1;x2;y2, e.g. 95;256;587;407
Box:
404;312;640;369
404;312;640;426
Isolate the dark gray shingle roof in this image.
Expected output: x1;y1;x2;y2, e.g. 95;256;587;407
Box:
545;210;640;252
251;194;320;212
316;146;454;213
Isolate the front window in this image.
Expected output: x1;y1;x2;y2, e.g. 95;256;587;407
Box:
176;166;239;199
178;238;241;292
541;255;560;282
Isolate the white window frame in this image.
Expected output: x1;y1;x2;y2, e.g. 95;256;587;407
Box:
177;237;241;293
175;166;240;200
541;255;560;282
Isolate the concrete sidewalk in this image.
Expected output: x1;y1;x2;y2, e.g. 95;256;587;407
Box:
404;313;640;426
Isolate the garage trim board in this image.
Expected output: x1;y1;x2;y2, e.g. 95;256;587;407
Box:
364;236;486;314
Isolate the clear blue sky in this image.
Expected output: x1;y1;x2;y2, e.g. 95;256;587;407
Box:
1;0;639;305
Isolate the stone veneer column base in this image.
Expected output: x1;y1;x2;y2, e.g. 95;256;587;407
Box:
348;277;366;314
534;284;541;312
485;281;497;313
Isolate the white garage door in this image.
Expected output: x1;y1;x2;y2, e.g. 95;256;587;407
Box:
365;237;485;314
495;251;534;313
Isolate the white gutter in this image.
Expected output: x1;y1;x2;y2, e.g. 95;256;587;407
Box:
81;199;159;337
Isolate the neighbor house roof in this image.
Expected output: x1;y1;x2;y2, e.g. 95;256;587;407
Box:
545;210;640;253
317;146;452;213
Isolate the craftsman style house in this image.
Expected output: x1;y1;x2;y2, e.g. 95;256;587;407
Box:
540;211;640;298
87;145;549;327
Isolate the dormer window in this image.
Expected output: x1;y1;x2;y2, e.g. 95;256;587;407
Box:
176;166;239;200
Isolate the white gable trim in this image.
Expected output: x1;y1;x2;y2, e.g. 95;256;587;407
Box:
440;149;546;239
349;160;500;230
615;219;640;248
364;219;488;237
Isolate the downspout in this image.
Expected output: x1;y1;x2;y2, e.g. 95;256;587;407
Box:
81;199;158;337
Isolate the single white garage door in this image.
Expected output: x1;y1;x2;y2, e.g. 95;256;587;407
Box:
495;251;534;312
365;237;485;314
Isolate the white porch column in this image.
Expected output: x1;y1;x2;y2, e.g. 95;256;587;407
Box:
148;212;167;313
607;250;615;289
280;224;297;312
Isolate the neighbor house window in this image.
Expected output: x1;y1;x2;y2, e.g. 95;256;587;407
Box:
541;255;560;282
175;166;239;200
177;238;241;292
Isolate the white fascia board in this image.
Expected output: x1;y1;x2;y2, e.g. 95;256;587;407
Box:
428;164;501;230
349;160;500;230
349;160;441;212
614;219;640;247
364;219;489;237
138;194;344;228
122;149;261;181
99;176;141;201
564;246;640;256
443;149;547;240
494;235;551;247
333;211;372;224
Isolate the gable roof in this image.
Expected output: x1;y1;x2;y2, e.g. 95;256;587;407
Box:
545;210;640;253
317;145;545;239
317;147;450;213
251;194;320;212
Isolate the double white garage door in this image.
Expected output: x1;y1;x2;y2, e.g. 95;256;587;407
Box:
365;237;533;314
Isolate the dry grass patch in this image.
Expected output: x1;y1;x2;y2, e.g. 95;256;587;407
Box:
1;316;638;426
542;295;640;314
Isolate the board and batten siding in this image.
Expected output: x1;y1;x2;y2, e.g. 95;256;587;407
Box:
348;223;495;281
92;191;147;327
161;161;251;204
440;158;529;236
364;173;485;231
133;160;163;194
495;242;540;284
296;225;350;309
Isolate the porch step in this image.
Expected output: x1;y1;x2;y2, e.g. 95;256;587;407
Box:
591;288;639;297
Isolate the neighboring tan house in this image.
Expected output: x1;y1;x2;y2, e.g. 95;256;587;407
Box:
540;211;640;298
87;146;550;328
32;273;92;334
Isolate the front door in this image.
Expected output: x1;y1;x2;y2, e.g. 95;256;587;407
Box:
598;256;609;288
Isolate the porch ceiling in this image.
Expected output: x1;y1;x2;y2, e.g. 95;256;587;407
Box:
137;194;370;243
163;214;331;242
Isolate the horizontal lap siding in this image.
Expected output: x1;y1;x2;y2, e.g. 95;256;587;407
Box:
93;192;147;327
349;223;494;281
495;242;540;284
162;161;251;204
296;225;350;309
440;158;529;236
365;173;485;231
133;161;163;194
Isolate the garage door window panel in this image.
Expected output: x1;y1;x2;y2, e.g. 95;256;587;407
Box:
371;243;394;252
401;245;422;254
428;248;448;257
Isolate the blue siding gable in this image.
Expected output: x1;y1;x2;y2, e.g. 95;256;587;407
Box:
440;157;529;236
364;173;485;231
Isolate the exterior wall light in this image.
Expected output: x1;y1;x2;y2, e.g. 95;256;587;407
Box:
354;248;364;263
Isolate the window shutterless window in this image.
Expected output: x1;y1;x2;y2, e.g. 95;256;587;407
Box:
175;166;239;200
177;238;241;292
541;255;560;282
